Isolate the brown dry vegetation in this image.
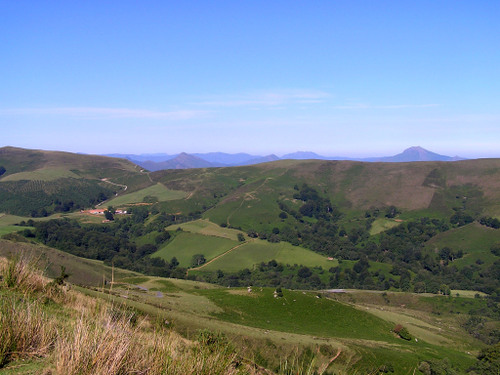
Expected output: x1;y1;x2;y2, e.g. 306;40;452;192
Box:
152;158;500;213
0;255;258;374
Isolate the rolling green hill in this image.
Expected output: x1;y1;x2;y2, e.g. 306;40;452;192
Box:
0;146;153;216
151;158;500;232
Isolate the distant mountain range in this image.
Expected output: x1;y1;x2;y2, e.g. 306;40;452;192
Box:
105;147;465;171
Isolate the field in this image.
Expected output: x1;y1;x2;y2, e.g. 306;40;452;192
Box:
166;219;244;241
107;183;188;206
197;240;337;272
0;225;32;236
369;217;402;235
0;213;28;226
153;232;238;267
425;222;500;268
103;276;479;374
0;167;82;181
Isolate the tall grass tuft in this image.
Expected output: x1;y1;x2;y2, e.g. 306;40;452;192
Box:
0;256;251;374
0;297;57;367
54;310;137;375
54;310;246;375
0;254;47;294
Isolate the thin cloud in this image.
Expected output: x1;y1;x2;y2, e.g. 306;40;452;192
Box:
0;107;207;120
196;89;331;107
333;103;440;110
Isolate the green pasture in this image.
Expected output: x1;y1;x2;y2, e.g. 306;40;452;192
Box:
0;214;28;226
0;167;81;181
134;231;160;247
204;177;285;231
369;217;402;235
198;240;337;272
166;219;243;241
0;225;32;236
425;222;500;268
200;287;397;341
153;232;238;267
450;290;488;298
426;222;500;252
107;183;188;206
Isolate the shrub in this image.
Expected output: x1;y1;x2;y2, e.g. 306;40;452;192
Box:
393;324;412;341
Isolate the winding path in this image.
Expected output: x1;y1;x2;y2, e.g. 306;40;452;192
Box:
96;178;128;206
226;177;272;226
100;178;128;191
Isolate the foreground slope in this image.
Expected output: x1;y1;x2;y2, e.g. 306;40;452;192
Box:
1;240;494;374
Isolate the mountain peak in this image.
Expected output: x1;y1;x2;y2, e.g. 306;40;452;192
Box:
372;146;461;162
405;146;426;152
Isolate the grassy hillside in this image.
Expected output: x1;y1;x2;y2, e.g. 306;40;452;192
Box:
0;239;138;286
167;219;246;241
0;147;153;216
154;232;238;267
151;158;500;232
0;240;496;374
425;222;500;268
107;183;188;206
195;240;337;273
0;255;249;375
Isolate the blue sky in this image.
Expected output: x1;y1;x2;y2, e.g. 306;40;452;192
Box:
1;1;499;157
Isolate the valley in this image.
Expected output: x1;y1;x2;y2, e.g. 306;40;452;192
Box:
0;146;499;374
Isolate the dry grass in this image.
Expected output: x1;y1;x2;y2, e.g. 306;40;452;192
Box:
0;255;252;374
0;297;58;367
0;254;48;294
54;308;247;375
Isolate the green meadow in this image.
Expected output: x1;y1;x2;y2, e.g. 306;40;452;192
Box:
0;167;81;181
107;183;188;206
166;219;244;241
0;225;32;236
425;222;500;268
197;240;337;272
369;217;402;235
153;232;238;267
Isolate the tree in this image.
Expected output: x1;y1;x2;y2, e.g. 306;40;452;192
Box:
0;166;5;176
155;231;171;244
237;233;245;242
191;254;206;267
275;287;283;297
469;343;500;374
104;210;114;221
297;266;312;279
393;324;412;340
385;205;400;218
439;284;451;295
247;229;258;238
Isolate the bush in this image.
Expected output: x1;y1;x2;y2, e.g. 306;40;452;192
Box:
393;324;412;341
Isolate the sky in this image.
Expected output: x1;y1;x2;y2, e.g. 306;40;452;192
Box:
1;1;499;158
